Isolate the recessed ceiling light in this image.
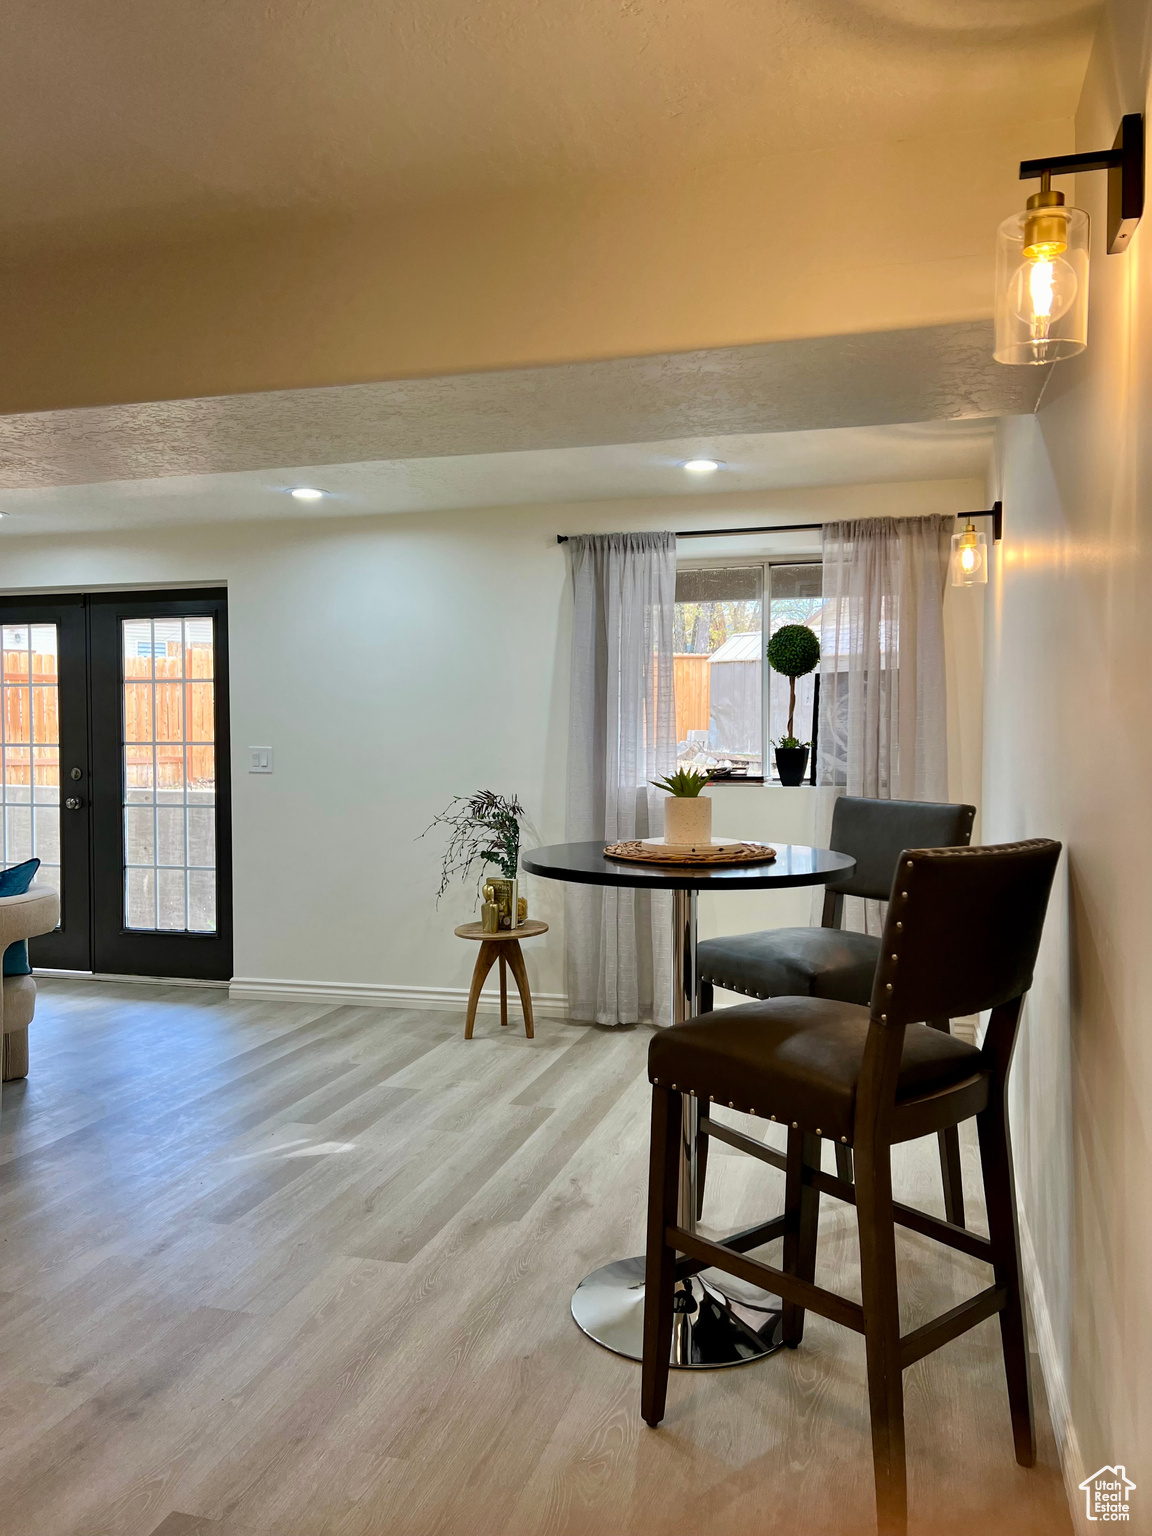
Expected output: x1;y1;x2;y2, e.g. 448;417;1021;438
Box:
289;486;326;501
682;459;721;474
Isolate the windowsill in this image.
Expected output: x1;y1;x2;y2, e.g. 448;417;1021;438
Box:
708;777;818;788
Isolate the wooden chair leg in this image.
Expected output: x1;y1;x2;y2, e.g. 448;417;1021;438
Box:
928;1019;966;1226
977;1097;1036;1467
499;954;509;1026
855;1134;908;1536
781;1128;821;1347
834;1142;853;1183
2;1027;29;1081
463;942;500;1040
642;1085;681;1427
695;1127;709;1221
504;941;535;1040
698;979;714;1015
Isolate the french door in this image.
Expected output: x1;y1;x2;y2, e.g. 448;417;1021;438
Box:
0;590;232;979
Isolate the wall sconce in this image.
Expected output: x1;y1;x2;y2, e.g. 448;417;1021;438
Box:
950;502;1002;587
995;113;1144;366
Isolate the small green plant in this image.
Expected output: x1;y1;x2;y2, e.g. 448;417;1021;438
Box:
650;767;714;797
767;623;820;745
422;790;525;900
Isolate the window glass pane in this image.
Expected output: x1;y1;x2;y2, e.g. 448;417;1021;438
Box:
767;563;824;781
122;616;217;933
674;567;763;777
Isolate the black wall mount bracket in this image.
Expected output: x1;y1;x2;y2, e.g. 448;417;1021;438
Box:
1019;112;1144;255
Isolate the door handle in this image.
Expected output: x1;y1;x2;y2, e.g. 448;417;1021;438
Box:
65;796;84;810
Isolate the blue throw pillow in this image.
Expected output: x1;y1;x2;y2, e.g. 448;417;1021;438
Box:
0;858;40;976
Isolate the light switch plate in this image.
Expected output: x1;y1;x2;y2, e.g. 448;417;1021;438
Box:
248;746;274;774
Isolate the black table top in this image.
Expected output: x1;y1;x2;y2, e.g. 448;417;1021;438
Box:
520;840;855;892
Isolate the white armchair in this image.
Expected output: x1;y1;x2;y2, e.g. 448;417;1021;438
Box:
0;882;61;1081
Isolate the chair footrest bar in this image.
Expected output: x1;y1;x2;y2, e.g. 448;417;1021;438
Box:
899;1284;1007;1370
800;1163;995;1264
667;1225;866;1335
699;1116;788;1173
890;1202;994;1264
674;1214;788;1280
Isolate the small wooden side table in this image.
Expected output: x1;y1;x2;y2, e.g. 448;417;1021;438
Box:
454;919;548;1040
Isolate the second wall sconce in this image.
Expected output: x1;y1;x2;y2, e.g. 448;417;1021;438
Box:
995;113;1143;366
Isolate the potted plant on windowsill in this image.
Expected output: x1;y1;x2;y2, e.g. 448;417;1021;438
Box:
651;766;715;847
767;623;820;786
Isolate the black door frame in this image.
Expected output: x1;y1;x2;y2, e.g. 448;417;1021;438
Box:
89;589;233;980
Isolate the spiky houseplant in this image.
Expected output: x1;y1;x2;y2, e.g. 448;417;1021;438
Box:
767;624;820;746
423;789;525;900
650;767;714;796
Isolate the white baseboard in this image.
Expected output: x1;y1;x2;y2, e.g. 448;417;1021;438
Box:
228;976;572;1019
36;969;229;990
1019;1206;1084;1533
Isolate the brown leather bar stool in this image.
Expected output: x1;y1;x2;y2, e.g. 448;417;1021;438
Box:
641;838;1061;1536
696;795;976;1224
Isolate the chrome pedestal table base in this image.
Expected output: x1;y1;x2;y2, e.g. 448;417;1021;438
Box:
571;1255;784;1367
571;887;784;1368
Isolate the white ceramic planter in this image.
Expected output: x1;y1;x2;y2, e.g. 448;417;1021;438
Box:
663;795;712;848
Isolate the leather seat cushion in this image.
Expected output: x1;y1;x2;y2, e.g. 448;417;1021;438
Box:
697;928;881;1005
2;974;36;1032
648;997;983;1143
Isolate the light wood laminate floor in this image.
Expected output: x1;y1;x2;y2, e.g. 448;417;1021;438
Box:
0;981;1072;1536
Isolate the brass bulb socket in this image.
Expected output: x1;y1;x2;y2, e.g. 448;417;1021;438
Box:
1023;207;1069;261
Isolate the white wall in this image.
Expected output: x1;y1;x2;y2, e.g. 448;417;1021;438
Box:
983;0;1152;1518
0;475;983;1010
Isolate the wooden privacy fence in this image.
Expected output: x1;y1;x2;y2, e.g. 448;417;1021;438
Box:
673;654;710;741
1;649;60;785
123;649;215;789
1;647;214;790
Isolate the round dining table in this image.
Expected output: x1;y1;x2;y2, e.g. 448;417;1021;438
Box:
520;837;856;1369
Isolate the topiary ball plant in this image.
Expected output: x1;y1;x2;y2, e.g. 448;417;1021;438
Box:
766;624;820;745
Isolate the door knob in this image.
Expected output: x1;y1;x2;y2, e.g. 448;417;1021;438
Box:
65;796;84;810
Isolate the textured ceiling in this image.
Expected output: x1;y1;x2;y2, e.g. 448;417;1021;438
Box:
0;419;993;536
0;321;1043;492
3;0;1097;252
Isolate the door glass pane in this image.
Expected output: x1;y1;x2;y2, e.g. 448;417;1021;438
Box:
0;624;60;891
673;567;763;777
122;617;216;933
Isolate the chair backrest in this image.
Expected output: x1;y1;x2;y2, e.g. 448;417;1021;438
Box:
869;840;1061;1025
827;796;977;900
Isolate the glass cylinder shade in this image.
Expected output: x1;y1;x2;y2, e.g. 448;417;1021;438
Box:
994;204;1089;365
951;526;987;586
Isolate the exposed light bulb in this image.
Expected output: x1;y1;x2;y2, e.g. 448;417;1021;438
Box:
960;544;978;573
1008;254;1078;342
289;487;326;501
682;459;721;474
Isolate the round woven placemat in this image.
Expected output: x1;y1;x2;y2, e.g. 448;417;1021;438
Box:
604;840;777;866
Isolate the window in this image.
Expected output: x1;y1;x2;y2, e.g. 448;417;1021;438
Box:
674;561;822;782
767;564;824;763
